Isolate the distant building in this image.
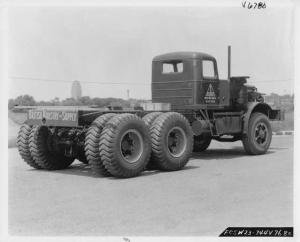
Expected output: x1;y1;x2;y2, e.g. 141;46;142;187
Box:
71;80;82;100
264;94;294;111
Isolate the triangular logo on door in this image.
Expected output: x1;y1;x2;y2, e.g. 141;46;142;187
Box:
205;84;216;98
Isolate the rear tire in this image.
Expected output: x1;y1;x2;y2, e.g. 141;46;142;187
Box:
242;112;272;155
150;112;193;171
17;124;41;169
100;114;151;178
142;112;163;170
142;112;162;127
84;113;116;175
193;134;211;152
29;126;74;170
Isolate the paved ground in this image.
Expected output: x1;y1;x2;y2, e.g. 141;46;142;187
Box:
8;136;293;236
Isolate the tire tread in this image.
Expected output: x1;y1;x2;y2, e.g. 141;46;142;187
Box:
17;124;41;169
100;113;151;178
150;112;193;171
84;113;116;175
29;126;74;170
242;112;272;155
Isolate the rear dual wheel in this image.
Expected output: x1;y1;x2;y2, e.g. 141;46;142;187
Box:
150;112;193;171
17;124;41;169
29;126;74;170
17;112;194;177
97;112;193;177
84;113;116;175
17;124;74;170
142;112;162;127
99;114;151;178
142;112;162;170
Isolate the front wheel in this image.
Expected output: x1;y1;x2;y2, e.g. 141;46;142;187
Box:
242;112;272;155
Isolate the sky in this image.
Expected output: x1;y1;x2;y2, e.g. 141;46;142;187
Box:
8;5;294;101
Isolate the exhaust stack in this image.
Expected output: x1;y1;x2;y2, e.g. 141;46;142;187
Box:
228;45;231;81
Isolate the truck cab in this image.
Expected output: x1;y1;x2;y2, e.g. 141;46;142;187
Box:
152;49;282;139
152;52;232;110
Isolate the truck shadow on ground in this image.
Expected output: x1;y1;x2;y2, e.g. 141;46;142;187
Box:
39;162;199;179
192;146;276;160
32;146;284;178
191;144;288;161
192;147;247;160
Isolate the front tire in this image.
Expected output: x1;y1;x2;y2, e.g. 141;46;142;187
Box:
150;112;193;171
29;126;74;170
242;112;272;155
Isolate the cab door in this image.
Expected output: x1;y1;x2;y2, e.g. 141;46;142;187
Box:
201;58;220;105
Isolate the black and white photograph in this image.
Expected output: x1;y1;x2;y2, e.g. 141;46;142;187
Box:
1;0;298;240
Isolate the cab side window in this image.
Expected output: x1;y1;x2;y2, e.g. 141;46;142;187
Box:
202;60;216;78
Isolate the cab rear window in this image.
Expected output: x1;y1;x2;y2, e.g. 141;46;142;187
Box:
162;61;183;74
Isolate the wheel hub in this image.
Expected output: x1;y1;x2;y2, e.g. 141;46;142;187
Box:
167;127;187;157
255;122;268;145
120;129;143;163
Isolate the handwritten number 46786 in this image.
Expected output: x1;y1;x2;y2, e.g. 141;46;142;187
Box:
242;1;266;9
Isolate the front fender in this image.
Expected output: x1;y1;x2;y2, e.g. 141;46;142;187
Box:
242;102;282;134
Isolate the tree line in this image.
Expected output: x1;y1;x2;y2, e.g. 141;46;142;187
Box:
8;93;294;111
8;95;146;110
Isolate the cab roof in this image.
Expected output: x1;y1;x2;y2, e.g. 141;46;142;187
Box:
152;52;215;62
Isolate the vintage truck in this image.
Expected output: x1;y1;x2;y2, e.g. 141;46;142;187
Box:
17;46;283;178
